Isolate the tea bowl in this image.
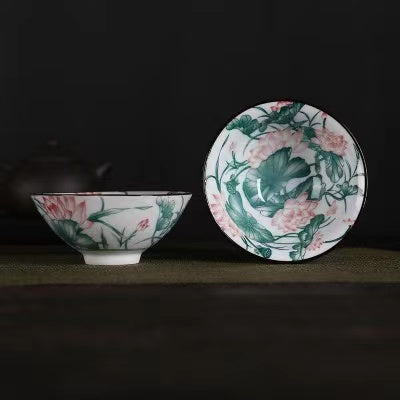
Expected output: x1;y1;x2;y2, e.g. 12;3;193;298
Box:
32;192;191;265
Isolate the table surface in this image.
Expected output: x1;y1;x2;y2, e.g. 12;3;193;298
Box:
0;245;400;285
1;245;400;399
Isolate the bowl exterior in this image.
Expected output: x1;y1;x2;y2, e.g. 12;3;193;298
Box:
32;194;191;253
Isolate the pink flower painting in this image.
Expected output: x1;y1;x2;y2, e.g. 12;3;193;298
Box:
248;128;308;168
311;128;347;156
136;218;150;231
307;232;324;251
42;196;93;229
209;193;241;237
326;201;337;216
271;193;318;233
228;141;237;152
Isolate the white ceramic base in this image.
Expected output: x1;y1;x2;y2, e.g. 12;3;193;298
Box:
82;251;142;265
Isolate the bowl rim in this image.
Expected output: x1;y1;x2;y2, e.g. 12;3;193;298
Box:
31;191;192;197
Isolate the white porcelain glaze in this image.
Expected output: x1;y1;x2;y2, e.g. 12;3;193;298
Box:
32;192;191;265
204;101;367;261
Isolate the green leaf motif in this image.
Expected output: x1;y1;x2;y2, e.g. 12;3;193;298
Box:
288;175;326;200
337;181;358;196
156;218;169;231
225;175;239;194
226;114;260;136
243;148;310;217
298;214;324;248
303;127;316;140
225;192;274;243
289;244;305;262
290;120;308;130
155;197;176;231
268;102;304;125
52;219;98;250
308;142;321;152
156;197;175;217
134;206;153;210
321;151;344;183
257;247;272;259
289;214;324;261
259;120;269;132
88;208;130;222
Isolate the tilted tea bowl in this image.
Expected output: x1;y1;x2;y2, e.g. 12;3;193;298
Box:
32;191;191;265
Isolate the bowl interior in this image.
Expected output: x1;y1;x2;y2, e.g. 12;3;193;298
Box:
204;100;367;262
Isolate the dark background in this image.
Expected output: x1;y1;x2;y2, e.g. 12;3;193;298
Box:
2;3;400;399
0;0;398;246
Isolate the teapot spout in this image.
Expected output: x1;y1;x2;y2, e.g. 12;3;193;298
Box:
96;162;112;179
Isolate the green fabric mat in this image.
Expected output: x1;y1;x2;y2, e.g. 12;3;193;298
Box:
0;245;399;286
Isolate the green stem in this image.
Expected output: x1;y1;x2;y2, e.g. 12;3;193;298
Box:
213;134;230;192
324;226;352;243
274;232;298;241
325;192;344;201
245;237;265;252
299;111;311;126
267;244;288;250
120;229;138;247
151;207;161;245
253;106;270;116
324;194;331;207
319;218;334;229
218;162;231;189
244;236;286;251
309;110;321;125
205;175;218;186
96;219;124;238
134;236;164;245
232;165;250;180
252;131;269;139
242;132;263;155
350;173;364;179
150;229;157;245
327;189;341;195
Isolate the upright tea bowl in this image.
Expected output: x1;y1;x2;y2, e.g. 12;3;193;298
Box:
32;191;191;265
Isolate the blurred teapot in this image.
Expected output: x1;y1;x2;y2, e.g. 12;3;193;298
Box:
1;139;111;216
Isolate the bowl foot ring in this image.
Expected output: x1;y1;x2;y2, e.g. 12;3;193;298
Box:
82;251;142;265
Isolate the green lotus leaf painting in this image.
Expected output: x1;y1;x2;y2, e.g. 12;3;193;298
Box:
204;101;367;261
